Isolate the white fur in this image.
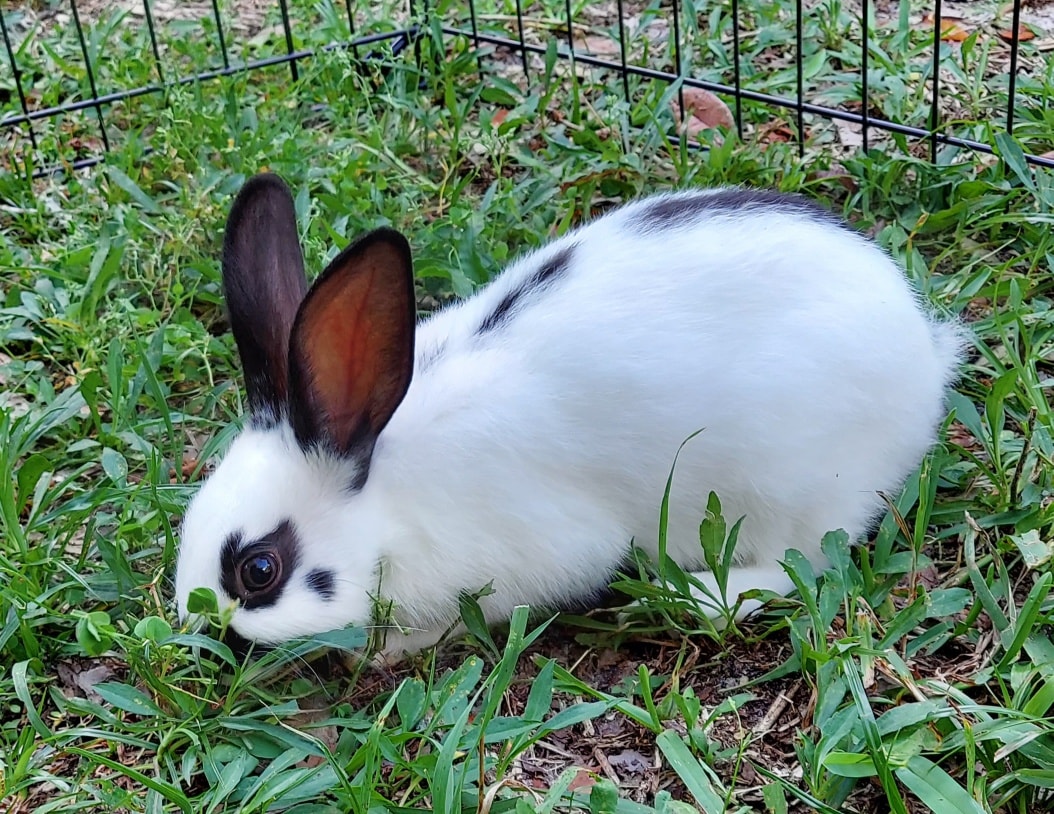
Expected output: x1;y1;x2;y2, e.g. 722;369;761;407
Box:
176;189;964;656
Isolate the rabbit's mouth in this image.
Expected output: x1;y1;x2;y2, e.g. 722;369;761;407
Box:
220;625;260;660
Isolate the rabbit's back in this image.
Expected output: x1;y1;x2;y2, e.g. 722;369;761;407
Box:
368;190;962;621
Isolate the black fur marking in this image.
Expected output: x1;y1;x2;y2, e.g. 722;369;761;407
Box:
306;568;337;600
346;462;370;493
476;244;576;336
219;519;302;611
633;189;846;233
418;340;446;374
219;531;245;602
249;411;280;431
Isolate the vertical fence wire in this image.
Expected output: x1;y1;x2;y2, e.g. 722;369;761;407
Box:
731;0;743;139
860;0;869;152
209;0;230;70
1006;0;1022;136
929;0;943;162
468;0;480;51
671;0;684;128
0;8;39;150
563;0;580;123
69;0;111;152
277;0;300;82
344;0;359;57
7;0;1054;177
794;0;804;156
142;0;166;85
514;0;530;88
615;0;630;104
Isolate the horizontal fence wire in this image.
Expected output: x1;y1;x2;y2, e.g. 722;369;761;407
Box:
1;0;1052;177
441;24;1054;170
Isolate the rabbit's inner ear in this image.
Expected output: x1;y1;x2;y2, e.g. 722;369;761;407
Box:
222;173;309;422
287;227;416;459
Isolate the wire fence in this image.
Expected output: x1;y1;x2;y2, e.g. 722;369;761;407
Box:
2;0;1053;178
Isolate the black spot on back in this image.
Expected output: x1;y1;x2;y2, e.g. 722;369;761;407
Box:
476;244;576;336
417;339;446;374
633;188;845;233
219;520;301;611
346;464;370;493
306;568;337;600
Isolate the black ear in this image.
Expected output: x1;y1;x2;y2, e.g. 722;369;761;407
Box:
288;228;416;458
222;173;309;422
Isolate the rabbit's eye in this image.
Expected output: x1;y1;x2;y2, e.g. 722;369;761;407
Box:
239;550;281;593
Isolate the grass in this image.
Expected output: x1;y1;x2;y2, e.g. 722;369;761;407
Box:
2;0;1054;811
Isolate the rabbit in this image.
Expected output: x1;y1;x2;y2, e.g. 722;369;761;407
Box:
175;172;965;660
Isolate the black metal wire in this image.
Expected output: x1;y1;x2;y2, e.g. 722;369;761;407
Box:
861;0;869;152
794;0;804;156
142;0;166;86
69;0;111;152
514;0;530;88
670;0;684;128
209;0;230;70
731;0;743;139
929;0;943;162
0;3;38;150
615;0;630;103
6;2;1054;179
343;0;360;58
1006;0;1022;135
562;0;579;111
442;25;1054;169
563;0;575;53
277;0;299;83
6;30;415;130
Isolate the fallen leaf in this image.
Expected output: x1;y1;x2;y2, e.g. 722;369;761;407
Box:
57;659;118;703
756;120;794;145
923;14;972;42
670;88;734;140
576;34;620;57
567;768;597;792
947;420;981;451
491;108;509;127
998;26;1035;43
607;749;650;774
835;120;863;148
811;166;859;194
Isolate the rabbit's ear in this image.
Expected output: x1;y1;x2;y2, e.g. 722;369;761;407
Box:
222;174;309;421
288;228;416;459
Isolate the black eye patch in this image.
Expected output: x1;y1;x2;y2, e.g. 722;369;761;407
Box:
220;520;301;610
306;568;336;600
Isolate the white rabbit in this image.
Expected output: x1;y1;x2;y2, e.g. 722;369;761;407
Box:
175;173;964;659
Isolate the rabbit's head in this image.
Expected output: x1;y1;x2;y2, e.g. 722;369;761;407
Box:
175;173;415;648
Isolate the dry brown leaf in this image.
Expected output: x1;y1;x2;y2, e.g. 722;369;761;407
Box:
922;15;972;42
835;120;864;148
576;34;620;57
670;88;734;140
998;26;1036;43
56;659;118;702
756;120;794;145
607;750;649;774
812;166;859;194
567;769;597;793
491;108;509;127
